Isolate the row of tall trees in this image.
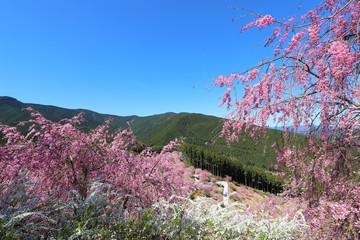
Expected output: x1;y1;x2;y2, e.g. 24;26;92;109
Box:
181;143;282;194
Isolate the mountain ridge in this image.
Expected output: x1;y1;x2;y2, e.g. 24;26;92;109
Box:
0;96;225;146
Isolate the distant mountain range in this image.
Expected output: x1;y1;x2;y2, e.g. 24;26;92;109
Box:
0;96;289;170
271;126;311;134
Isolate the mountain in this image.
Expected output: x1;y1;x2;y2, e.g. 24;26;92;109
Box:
0;96;224;146
271;125;313;134
0;96;289;169
0;96;135;130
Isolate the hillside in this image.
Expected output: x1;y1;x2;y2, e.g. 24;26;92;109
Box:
0;96;288;169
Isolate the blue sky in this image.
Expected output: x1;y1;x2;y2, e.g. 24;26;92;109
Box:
0;0;316;117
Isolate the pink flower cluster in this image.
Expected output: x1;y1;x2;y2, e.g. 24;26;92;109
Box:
241;15;275;31
285;31;305;55
214;73;243;87
247;68;259;81
254;15;275;28
308;23;321;42
328;40;356;79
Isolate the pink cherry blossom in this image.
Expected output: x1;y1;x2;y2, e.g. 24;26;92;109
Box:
0;109;194;209
254;15;275;28
215;0;360;238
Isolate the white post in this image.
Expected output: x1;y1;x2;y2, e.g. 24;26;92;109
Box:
216;181;229;207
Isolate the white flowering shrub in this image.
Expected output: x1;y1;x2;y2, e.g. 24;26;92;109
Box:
153;196;309;240
0;175;310;239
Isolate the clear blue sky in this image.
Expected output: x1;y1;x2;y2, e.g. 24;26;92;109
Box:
0;0;316;117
